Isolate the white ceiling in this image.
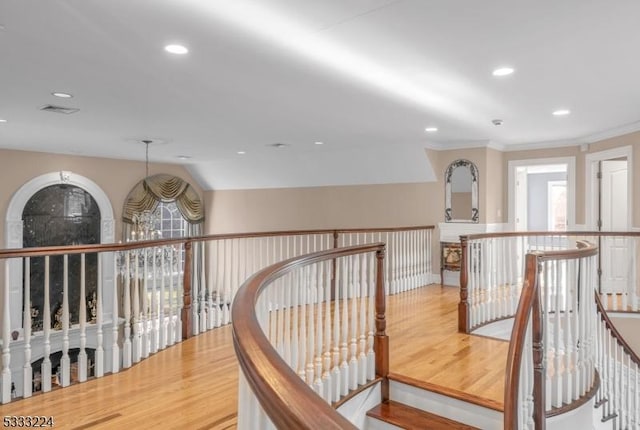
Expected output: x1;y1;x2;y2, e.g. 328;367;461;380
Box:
1;1;639;190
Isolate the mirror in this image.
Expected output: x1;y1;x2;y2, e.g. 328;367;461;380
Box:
445;159;479;223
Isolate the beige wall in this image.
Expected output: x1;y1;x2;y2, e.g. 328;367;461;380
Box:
429;146;504;224
205;182;441;233
0;148;203;247
503;132;639;227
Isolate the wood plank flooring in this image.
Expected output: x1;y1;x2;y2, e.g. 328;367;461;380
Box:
0;285;508;428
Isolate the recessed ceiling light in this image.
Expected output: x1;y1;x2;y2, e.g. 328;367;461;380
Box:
492;67;515;77
552;109;571;116
425;127;438;132
164;44;189;55
176;155;191;160
0;119;6;123
52;92;73;98
237;151;246;155
314;141;324;145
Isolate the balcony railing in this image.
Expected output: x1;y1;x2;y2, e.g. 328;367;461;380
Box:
0;225;433;404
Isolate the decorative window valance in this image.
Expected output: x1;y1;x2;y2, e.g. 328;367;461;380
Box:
122;174;204;224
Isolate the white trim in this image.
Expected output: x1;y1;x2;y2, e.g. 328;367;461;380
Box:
424;139;505;151
585;146;633;230
5;171;115;331
507;157;576;231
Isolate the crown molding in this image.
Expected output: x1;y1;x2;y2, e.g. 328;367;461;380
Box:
425;120;640;153
424;139;505;152
581;120;640;144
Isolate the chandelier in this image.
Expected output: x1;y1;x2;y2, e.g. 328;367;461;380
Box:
128;140;162;242
119;140;177;278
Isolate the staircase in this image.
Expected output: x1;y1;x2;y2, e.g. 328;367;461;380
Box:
350;377;502;429
367;400;479;429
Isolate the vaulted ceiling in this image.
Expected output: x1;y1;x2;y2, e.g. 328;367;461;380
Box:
1;1;639;190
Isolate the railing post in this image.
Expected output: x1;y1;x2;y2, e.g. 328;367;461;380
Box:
182;240;193;340
532;260;545;430
374;247;389;402
458;236;469;333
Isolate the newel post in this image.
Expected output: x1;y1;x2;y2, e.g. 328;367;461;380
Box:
182;240;193;340
458;236;469;333
374;247;389;402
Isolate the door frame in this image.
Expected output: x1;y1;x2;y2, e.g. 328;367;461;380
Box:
585;146;633;230
508;157;576;231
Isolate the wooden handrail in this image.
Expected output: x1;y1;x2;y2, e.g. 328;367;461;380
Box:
504;253;540;430
232;243;386;429
462;230;640;242
0;225;434;259
504;240;597;430
594;293;640;364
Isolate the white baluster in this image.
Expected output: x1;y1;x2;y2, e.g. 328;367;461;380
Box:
332;259;342;402
141;249;149;358
132;252;141;363
159;247;166;350
199;242;207;333
112;252;120;372
122;251;132;368
95;254;104;377
206;241;214;331
349;255;359;391
42;256;52;393
322;260;333;403
305;265;315;386
23;257;32;399
60;254;70;387
78;253;88;382
358;253;367;385
168;246;177;343
284;273;292;367
2;260;13;402
222;239;230;325
313;262;324;395
150;247;158;353
298;267;308;381
340;257;349;396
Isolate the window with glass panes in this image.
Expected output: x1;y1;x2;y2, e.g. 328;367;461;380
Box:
154;201;188;238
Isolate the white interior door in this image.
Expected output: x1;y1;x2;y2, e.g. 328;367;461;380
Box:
600;159;628;293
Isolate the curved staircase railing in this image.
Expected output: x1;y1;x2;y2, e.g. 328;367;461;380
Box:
1;225;432;404
594;293;640;427
504;240;599;429
459;231;640;333
232;244;388;429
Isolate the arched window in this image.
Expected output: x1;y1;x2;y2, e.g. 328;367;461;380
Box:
121;173;204;240
22;185;100;329
156;201;189;239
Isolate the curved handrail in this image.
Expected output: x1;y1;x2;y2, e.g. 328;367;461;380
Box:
232;243;385;429
462;230;640;241
504;240;598;429
0;225;434;259
504;253;540;429
594;293;640;364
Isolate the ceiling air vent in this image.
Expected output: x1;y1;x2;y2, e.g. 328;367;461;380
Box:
40;105;80;115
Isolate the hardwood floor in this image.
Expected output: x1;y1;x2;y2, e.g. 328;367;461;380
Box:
387;285;507;411
1;285;508;428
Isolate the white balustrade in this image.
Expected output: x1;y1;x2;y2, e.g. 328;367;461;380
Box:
0;227;431;403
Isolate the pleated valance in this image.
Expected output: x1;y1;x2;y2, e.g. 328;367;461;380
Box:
122;174;204;224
